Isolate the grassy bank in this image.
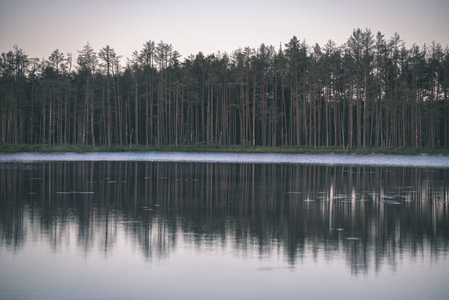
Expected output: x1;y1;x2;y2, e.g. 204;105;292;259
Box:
1;143;448;155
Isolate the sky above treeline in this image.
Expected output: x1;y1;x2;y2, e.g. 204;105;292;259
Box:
1;0;448;63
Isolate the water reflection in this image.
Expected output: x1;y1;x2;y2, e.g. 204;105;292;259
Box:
1;161;448;275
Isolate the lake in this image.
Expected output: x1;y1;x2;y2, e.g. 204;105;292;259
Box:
1;152;449;300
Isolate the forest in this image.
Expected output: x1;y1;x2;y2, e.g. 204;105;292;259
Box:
1;28;448;149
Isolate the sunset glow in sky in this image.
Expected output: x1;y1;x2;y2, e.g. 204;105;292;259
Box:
1;0;448;62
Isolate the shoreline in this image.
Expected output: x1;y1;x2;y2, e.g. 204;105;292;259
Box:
1;144;448;156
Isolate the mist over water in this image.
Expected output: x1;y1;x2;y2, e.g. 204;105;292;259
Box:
1;152;449;168
1;155;448;299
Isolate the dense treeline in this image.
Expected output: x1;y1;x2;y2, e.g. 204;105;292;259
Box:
1;28;448;148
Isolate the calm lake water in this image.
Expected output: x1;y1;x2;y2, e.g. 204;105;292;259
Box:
1;153;449;300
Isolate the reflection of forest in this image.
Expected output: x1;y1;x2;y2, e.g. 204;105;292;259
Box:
1;162;448;275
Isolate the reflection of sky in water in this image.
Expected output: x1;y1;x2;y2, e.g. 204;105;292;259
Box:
2;233;447;300
0;159;448;299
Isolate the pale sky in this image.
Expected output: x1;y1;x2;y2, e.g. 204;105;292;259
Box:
1;0;448;63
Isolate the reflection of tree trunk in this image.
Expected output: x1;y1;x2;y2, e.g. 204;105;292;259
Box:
4;160;449;271
251;164;255;220
134;162;138;218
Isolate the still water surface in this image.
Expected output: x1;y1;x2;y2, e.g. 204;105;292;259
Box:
1;153;449;299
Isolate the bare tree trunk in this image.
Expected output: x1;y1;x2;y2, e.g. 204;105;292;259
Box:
348;78;353;148
145;81;149;146
363;71;369;147
357;76;361;148
134;79;138;145
91;77;95;147
252;72;256;146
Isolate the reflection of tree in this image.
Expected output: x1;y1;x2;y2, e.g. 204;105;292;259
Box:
0;161;448;275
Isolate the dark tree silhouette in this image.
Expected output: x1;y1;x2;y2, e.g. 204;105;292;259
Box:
1;29;448;148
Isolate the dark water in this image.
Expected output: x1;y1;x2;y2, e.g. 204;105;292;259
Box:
1;157;449;299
